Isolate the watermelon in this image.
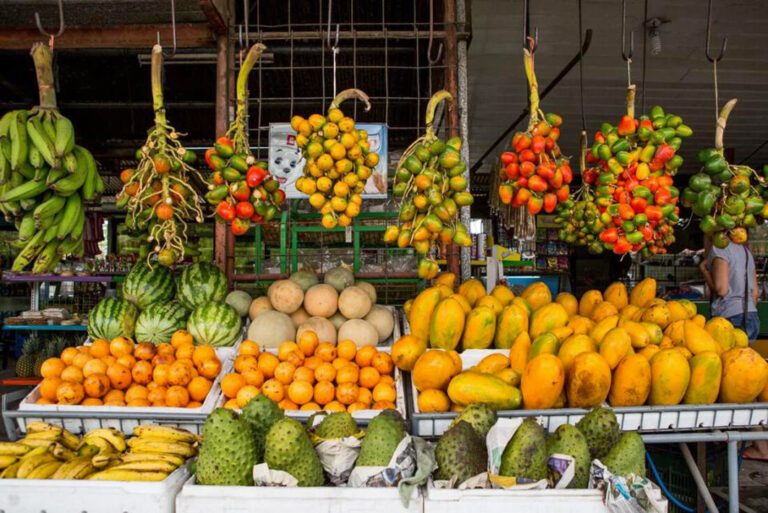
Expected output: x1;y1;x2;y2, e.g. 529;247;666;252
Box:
122;261;175;309
134;302;189;344
177;262;227;310
88;298;139;341
187;302;242;347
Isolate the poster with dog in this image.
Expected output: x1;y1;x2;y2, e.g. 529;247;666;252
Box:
268;123;388;199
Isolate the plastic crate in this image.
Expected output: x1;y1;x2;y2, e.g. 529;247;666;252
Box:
424;487;607;513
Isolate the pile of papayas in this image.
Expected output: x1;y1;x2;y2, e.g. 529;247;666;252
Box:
292;89;379;229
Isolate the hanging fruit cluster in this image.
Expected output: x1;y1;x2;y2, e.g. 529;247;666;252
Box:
582;92;691;256
498;38;572;215
383;91;473;280
292;89;379;229
681;99;766;248
204;44;284;235
117;45;207;267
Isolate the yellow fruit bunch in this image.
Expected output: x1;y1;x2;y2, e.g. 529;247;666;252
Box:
291;89;380;229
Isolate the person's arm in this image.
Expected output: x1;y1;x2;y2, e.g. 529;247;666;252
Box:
752;265;759;306
711;257;730;298
699;260;716;292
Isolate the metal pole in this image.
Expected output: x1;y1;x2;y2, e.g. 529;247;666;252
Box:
213;33;229;275
679;442;720;513
443;0;461;280
456;0;471;281
727;440;739;513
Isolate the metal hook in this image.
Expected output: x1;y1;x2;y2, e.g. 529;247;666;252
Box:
522;0;538;52
34;0;65;39
157;0;177;58
427;0;443;64
621;0;634;61
326;0;339;50
705;0;727;63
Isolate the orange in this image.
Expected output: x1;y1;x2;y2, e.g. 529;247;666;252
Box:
236;385;260;407
39;377;63;400
337;340;357;361
124;384;149;403
131;360;154;385
258;352;280;378
336;382;359;405
60;365;84;384
60;347;79;366
40;358;66;379
355;346;377;367
372;383;396;403
109;336;135;357
77;345;90;353
314;380;336;405
417;389;451;412
234;355;259;373
187;401;203;408
287;380;314;405
153;363;171;386
72;352;92;370
371;352;394;375
242;368;265;387
221;373;246;399
166;385;190;407
372;400;396;410
81;398;103;406
105;399;126;406
127;399;151;407
57;382;85;405
83;373;110;398
103;389;125;403
175;343;195;361
36;398;54;405
156;343;175;357
347;402;368;413
224;398;240;409
192;346;216;367
278;399;298;411
314;362;337;382
106;364;132;390
116;354;137;369
304;356;322;370
324;401;346;412
101;355;117;367
171;330;193;348
300;402;321;411
152;353;175;367
88;339;110;358
298;331;319;357
274;362;297;385
198;358;221;379
82;358;108;378
188;376;213;402
133;342;157;361
147;386;167;404
168;361;193;386
378;375;395;386
358;367;381;388
333;357;352;370
357;387;373;407
239;340;260;357
261;379;285;402
336;365;359;385
412;350;456;391
292;366;315;384
315;342;337;362
278;343;304;366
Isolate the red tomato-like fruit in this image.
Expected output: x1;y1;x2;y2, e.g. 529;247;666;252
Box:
217;201;236;222
231;217;250;235
235;201;255;219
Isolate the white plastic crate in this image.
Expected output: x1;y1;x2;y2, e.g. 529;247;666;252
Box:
0;463;189;513
424;487;607;513
176;476;421;513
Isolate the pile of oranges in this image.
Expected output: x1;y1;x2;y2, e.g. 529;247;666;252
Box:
35;330;222;408
220;330;397;413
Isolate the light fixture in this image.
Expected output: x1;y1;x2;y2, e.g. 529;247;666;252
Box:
646;17;669;56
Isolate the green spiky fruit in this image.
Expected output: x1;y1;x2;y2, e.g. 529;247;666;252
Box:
314;412;358;439
499;418;548;480
576;407;620;461
449;403;497;438
241;394;284;461
196;408;259;486
264;417;324;486
435;420;487;484
357;409;406;467
546;424;591;488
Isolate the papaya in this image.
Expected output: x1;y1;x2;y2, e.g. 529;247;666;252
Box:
434;272;456;290
495;304;529;349
631;307;645;322
719;347;768;403
550;326;574;342
558;334;597;373
638;344;661;361
641;305;671;329
692;314;706;327
476;295;503;316
640;322;663;344
649;349;691;405
609;354;651;406
457;279;486;307
449;293;472;314
553;388;567;408
647;298;667;307
511;297;532;316
659;336;674;349
666;301;690;323
664;319;685;345
462;306;497;350
619;304;640;321
391;334;427;371
408;287;442;341
630;277;657;307
600;327;632;369
508;331;532;375
529;302;568;338
591;301;620;322
622;320;651;348
529;332;559;359
491;284;515;306
677;299;698;319
418;389;452;412
521;281;552;311
705;317;735;352
732;328;749;348
555;292;579;317
567;352;612;408
495;367;521;386
590;315;619;344
683;320;721;355
403;299;413;317
521;354;565;410
759;378;768;403
579;290;603;318
412;350;459;391
437;285;455;299
567;315;595;335
429;297;466;350
447;370;522;410
604;282;629;310
684;352;722;404
673;346;693;359
473;352;510;374
446;350;463;375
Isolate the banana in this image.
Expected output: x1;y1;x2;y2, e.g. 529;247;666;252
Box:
18;446;48;459
60;430;81;451
73;238;84;258
19;438;57;449
56;193;82;240
54;115;75;156
0;455;18;469
0;138;10;184
26;114;57;168
0;110;18;137
91;453;121;469
81;436;114;455
26;421;63;433
51;442;77;461
73;461;96;479
120;452;185;467
69;206;85;240
133;425;199;444
16;161;36;180
32;240;60;273
87;469;169;481
9;111;28;170
125;438;196;457
81;158;97;201
57;235;82;256
26;460;63;479
110;460;178;473
17;451;57;479
46;166;67;185
0;177;48;202
52;456;93;479
84;428;126;452
11;230;47;271
94;170;105;195
0;460;21;479
63;151;78;173
0;441;32;456
23;430;62;442
41;113;57;142
19;197;38;211
28;145;44;169
77;444;100;458
33;194;66;220
17;213;35;241
51;145;91;194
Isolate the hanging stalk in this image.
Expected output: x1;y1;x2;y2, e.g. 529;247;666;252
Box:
523;42;543;131
227;43;267;154
715;98;737;151
330;88;372;112
626;84;636;119
31;43;57;110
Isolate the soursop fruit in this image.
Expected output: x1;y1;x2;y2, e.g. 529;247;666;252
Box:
357;409;406;466
576;407;620;460
499;418;548;480
435;420;488;485
265;418;324;486
314;412;358;439
449;403;497;438
241;394;284;460
603;432;646;477
196;408;259;485
546;424;591;488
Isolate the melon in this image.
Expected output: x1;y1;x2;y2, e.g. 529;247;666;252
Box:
187;303;242;347
324;266;354;292
225;290;252;317
297;316;337;344
122;261;175;309
88;298;139;341
337;319;379;347
355;281;377;304
176;262;228;311
338;286;372;319
328;312;347;330
290;307;310;328
289;270;319;292
249;296;272;320
248;310;296;348
303;284;338;318
364;305;395;343
267;280;304;314
134;302;189;344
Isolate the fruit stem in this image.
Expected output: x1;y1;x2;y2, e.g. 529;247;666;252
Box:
329;89;371;112
579;130;588;174
233;43;267;154
424;90;453;138
524;47;540;131
30;43;57;110
626;84;636;119
715;98;737;150
151;44;166;126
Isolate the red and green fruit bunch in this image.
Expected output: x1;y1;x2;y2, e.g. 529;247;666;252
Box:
204;43;284;235
497;37;572;215
382;90;473;280
117;45;206;267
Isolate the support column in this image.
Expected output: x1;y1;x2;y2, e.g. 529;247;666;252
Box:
214;34;229;277
443;0;461;280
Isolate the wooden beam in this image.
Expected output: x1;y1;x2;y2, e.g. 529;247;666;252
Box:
214;35;229;275
198;0;228;36
0;24;215;50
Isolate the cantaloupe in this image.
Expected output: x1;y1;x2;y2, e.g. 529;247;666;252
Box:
337;319;379;347
328;312;347;330
364;305;395;343
324;266;354;292
303;284;338;318
290;306;310;328
289;270;319;292
338;286;373;319
248;296;272;320
355;281;377;304
267;280;304;314
248;310;295;348
225;290;253;317
297;316;337;344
